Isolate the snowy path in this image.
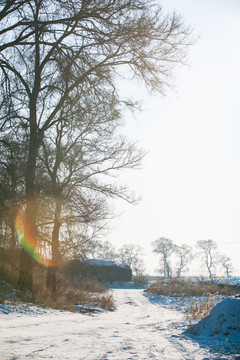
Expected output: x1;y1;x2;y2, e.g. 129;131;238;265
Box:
0;288;215;359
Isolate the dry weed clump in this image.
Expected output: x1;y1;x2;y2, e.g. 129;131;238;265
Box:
33;287;95;312
29;273;114;312
91;293;115;312
186;293;216;323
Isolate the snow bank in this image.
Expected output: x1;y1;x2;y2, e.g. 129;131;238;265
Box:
0;302;67;316
184;297;240;353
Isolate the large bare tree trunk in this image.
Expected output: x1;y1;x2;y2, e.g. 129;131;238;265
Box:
18;128;39;291
18;196;38;291
18;13;41;291
46;199;62;292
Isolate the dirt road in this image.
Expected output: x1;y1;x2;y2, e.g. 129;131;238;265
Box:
0;288;213;359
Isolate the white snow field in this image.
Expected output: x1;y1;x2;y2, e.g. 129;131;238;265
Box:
0;284;239;359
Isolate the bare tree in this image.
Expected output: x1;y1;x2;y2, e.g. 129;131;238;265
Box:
218;254;233;278
196;239;218;281
36;90;143;289
118;244;145;276
78;239;101;260
66;238;118;263
96;241;118;262
0;0;192;290
152;237;175;279
174;244;193;278
0;136;27;248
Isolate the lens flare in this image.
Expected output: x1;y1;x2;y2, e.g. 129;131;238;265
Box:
15;208;54;267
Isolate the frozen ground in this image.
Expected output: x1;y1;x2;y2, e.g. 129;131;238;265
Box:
0;283;239;359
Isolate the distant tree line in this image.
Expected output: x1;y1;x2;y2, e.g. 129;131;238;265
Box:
152;237;234;281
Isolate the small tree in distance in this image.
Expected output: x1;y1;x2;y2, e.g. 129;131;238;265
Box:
152;237;175;279
218;254;233;278
174;244;193;278
118;244;145;277
96;241;118;262
196;239;218;282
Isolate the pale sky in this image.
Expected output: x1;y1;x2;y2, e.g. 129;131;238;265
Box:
106;0;240;276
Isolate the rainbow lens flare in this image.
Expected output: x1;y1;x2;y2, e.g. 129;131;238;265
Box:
15;208;54;267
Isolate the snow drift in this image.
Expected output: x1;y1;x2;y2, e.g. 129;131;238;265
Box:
184;297;240;353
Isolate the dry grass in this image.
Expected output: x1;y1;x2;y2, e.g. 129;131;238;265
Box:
146;280;239;297
29;284;115;312
0;256;115;312
15;282;115;313
186;293;216;323
29;272;115;312
91;293;115;311
0;265;115;313
71;279;107;293
147;280;236;324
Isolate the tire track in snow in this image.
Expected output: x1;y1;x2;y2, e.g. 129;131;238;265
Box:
0;288;215;359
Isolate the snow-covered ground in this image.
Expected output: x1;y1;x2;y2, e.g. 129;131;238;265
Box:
0;283;239;359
